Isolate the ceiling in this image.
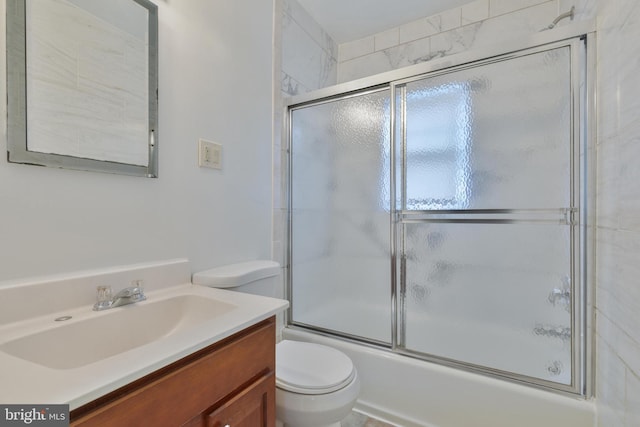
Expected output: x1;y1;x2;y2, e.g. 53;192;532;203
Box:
296;0;474;44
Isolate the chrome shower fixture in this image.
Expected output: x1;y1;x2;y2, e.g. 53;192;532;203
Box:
542;6;575;31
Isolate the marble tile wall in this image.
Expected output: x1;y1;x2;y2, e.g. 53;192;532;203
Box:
281;0;338;97
592;0;640;425
337;0;566;83
276;0;640;425
275;0;339;274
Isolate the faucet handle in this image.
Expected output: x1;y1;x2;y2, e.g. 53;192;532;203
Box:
97;285;112;301
93;285;113;311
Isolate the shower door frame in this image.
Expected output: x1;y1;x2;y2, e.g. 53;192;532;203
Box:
284;21;596;397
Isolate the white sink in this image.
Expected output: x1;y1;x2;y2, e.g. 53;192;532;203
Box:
0;294;235;370
0;261;288;410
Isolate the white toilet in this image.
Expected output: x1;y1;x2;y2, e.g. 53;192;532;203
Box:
275;339;360;427
193;261;361;427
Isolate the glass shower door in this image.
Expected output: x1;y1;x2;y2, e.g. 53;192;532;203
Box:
287;34;591;395
289;88;392;344
396;44;579;386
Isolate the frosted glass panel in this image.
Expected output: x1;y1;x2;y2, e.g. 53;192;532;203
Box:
400;45;576;385
287;37;588;394
404;47;571;210
403;222;572;384
290;89;391;343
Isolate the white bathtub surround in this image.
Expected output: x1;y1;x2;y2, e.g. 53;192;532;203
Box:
594;0;640;424
0;259;288;409
285;329;595;427
281;0;337;97
337;0;566;83
461;0;490;25
279;0;640;424
275;0;339;272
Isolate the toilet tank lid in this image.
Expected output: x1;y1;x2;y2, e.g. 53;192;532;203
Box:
192;260;280;288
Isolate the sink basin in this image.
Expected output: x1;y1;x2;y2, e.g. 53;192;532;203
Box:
0;295;236;370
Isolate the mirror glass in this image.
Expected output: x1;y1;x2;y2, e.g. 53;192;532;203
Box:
7;0;158;177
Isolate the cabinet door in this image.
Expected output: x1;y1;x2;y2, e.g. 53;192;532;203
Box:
207;373;275;427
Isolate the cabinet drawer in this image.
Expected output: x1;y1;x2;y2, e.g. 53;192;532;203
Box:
71;318;275;427
207;373;275;427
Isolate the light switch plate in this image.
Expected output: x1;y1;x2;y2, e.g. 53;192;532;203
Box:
198;139;222;169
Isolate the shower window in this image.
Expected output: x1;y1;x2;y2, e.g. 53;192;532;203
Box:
404;83;472;210
287;34;592;396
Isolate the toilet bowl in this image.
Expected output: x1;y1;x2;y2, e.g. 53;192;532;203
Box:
275;340;360;427
193;261;360;426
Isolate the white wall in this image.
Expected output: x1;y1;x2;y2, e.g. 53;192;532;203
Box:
0;0;275;283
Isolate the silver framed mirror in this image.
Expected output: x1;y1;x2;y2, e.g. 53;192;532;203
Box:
6;0;158;177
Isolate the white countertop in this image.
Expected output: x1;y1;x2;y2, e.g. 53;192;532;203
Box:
0;283;288;409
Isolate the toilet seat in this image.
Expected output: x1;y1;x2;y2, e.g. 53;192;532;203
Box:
276;340;356;395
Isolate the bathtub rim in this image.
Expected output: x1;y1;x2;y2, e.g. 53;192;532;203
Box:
283;326;596;427
284;323;588;400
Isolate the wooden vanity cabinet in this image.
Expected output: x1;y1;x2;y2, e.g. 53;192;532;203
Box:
70;317;276;427
204;373;274;427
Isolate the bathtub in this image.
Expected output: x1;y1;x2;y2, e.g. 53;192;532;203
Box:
282;327;595;427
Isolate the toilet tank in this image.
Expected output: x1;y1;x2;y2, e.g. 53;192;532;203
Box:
192;260;282;298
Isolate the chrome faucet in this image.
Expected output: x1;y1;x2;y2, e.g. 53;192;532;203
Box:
93;281;147;311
